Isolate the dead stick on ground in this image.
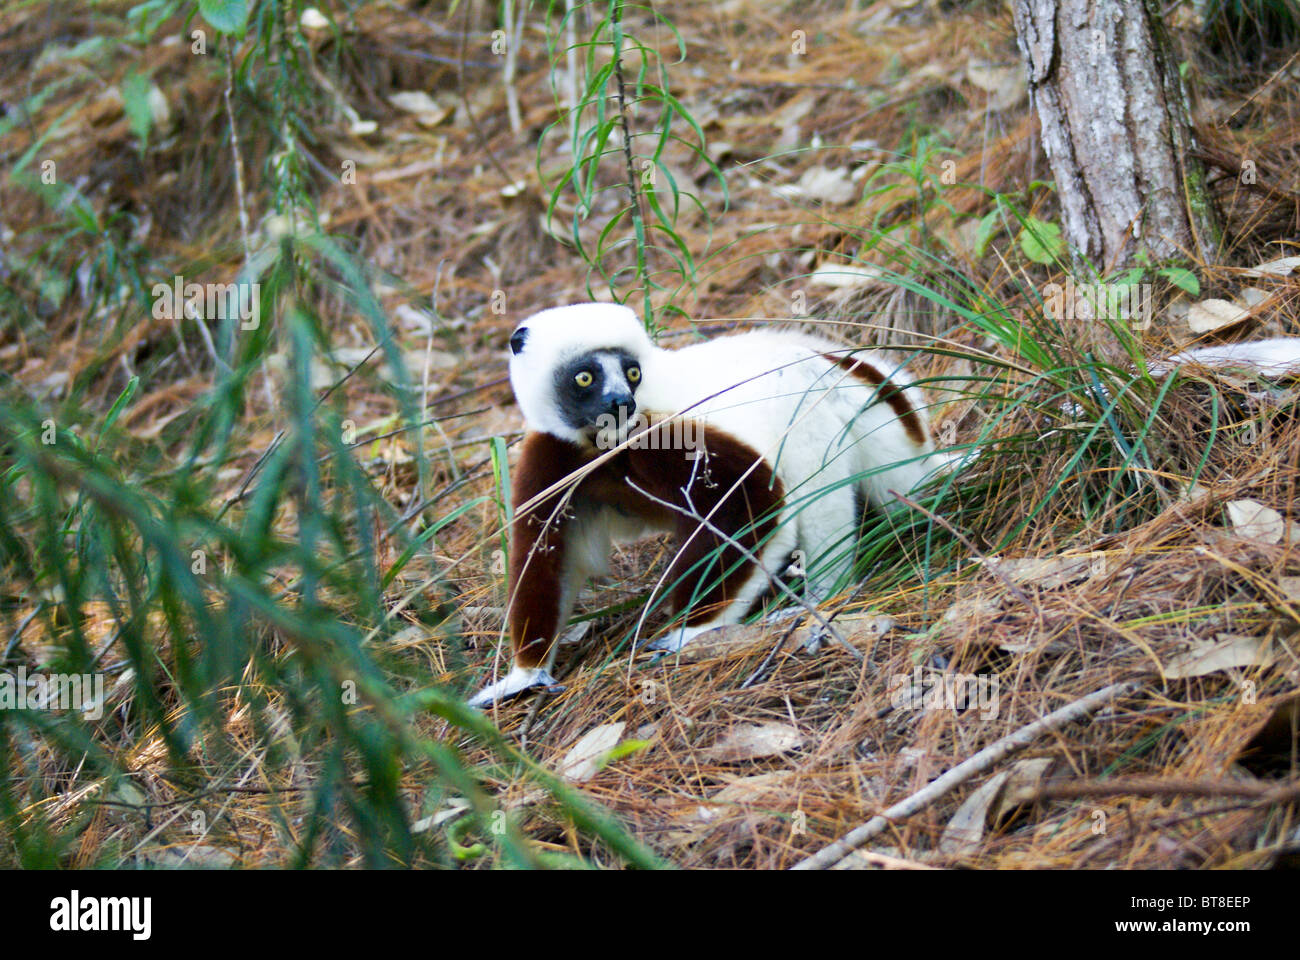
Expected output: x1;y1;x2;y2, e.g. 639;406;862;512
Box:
1034;777;1300;804
790;680;1141;870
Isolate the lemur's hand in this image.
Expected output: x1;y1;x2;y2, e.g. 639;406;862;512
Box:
467;665;565;708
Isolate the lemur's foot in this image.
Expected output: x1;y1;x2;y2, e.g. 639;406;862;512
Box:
644;623;719;654
467;666;565;708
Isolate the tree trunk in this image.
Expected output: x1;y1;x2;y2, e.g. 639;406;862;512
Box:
1012;0;1220;271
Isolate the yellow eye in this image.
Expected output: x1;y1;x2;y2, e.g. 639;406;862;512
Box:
626;366;641;383
574;371;594;388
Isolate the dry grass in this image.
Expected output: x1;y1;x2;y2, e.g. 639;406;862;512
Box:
1;0;1299;869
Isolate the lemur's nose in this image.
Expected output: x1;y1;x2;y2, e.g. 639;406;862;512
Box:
604;392;636;418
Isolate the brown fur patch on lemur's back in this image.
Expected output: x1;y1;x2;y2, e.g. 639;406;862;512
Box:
821;353;927;445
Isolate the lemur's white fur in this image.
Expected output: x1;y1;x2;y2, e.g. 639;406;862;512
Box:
469;303;953;707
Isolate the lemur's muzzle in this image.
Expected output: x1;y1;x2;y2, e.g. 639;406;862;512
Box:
603;392;636;419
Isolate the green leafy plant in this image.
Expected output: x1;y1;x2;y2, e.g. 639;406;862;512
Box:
540;0;726;331
0;0;659;870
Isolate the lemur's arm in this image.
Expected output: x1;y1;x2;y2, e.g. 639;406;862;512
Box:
468;432;589;707
507;433;589;668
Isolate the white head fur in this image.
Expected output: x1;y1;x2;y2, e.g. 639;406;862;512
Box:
508;303;657;444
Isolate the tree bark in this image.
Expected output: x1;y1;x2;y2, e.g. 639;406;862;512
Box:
1012;0;1220;271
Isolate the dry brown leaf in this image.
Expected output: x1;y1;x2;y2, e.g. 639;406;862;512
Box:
662;773;791;848
1187;298;1250;333
937;594;1008;643
1241;286;1271;307
979;555;1094;589
700;722;804;762
841;613;897;642
1242;256;1300;278
1226;499;1285;544
939;770;1011;856
1161;633;1276;679
994;757;1058;820
557;722;626;782
940;594;1007;625
708;772;792;809
796;166;857;205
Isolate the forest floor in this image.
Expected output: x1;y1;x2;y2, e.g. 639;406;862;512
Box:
2;0;1299;868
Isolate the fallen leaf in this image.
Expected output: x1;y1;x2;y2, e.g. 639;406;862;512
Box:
700;722;803;762
662;773;791;847
994;757;1058;821
711;772;791;804
1242;256;1300;278
842;613;897;641
940;594;1006;624
557;722;626;782
978;555;1094;589
1226;499;1285;544
413;798;472;833
1161;633;1275;679
937;595;1008;643
939;770;1011;856
1164;299;1191;326
1187;298;1250;333
796;165;857;205
1240;287;1271;307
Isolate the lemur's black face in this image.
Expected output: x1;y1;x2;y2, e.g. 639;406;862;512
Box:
553;349;642;431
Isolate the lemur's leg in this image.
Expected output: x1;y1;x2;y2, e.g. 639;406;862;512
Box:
646;506;799;654
792;480;861;606
778;480;861;654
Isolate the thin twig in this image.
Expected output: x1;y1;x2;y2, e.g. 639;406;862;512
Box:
502;0;523;135
564;0;579;145
791;680;1141;870
457;0;514;187
223;35;253;264
740;619;806;689
610;0;651;316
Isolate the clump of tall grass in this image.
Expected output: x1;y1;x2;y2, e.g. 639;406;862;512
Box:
0;0;660;869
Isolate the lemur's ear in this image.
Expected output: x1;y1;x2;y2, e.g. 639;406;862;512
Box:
509;327;529;355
